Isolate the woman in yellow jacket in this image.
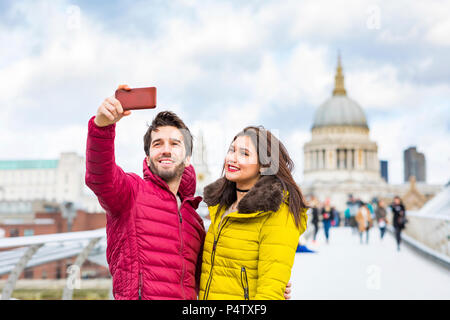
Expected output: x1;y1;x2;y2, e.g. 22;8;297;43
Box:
199;126;308;300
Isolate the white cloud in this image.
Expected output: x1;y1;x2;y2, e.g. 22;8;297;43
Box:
289;0;368;38
0;123;87;160
243;44;331;109
347;65;411;109
426;18;450;46
0;0;448;188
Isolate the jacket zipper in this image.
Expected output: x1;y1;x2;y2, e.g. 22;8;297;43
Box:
178;204;186;299
138;272;143;300
203;217;230;300
169;192;187;299
241;266;249;300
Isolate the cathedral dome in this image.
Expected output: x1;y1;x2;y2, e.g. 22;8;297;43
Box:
313;95;368;129
312;55;368;129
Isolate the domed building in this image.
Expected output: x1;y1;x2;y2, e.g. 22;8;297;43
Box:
302;56;442;211
302;56;387;210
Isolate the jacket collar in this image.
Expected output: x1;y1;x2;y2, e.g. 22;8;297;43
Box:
203;175;285;214
142;159;197;200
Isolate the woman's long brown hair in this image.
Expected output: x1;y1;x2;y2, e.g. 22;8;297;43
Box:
211;126;308;227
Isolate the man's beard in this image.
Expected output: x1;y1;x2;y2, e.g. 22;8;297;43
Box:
149;158;186;183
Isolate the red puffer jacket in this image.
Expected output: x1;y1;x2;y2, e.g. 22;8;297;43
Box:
85;116;205;300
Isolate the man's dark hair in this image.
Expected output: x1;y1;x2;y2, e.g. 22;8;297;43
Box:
143;111;193;157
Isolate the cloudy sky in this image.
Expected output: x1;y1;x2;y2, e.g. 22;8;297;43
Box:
0;0;449;188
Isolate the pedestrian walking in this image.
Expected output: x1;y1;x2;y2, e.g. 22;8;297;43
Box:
390;196;407;251
344;207;351;227
321;201;334;244
346;197;359;234
331;206;340;227
311;198;320;243
375;200;388;240
356;202;373;244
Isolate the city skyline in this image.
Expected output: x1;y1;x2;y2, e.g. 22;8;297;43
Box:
0;0;449;185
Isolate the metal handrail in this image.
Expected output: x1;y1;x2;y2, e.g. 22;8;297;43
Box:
405;210;450;221
0;229;107;300
0;228;106;249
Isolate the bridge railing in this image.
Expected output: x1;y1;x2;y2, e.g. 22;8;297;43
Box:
0;228;107;300
390;211;450;269
403;211;449;257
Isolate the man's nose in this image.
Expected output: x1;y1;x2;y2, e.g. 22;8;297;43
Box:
161;143;172;155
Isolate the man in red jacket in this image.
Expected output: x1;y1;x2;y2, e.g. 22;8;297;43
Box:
85;84;205;300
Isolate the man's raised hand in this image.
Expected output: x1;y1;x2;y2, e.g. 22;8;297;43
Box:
94;84;132;127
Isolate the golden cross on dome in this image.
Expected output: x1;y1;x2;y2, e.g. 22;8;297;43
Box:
333;51;347;96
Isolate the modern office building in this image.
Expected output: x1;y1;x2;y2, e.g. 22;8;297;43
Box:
380;160;388;183
404;146;426;182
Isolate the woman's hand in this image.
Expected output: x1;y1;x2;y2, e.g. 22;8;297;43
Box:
284;281;292;300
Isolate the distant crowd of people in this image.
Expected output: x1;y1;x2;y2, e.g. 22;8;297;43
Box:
308;195;407;251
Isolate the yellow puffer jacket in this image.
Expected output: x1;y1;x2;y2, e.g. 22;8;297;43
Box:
199;176;307;300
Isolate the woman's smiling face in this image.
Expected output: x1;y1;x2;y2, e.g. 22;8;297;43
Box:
224;135;260;184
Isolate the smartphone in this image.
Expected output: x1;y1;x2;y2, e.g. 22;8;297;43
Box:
115;87;157;110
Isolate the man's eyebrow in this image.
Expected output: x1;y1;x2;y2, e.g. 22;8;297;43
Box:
151;138;162;145
170;138;183;144
152;137;183;144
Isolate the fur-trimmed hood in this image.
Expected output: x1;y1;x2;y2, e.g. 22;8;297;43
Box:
203;175;286;214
